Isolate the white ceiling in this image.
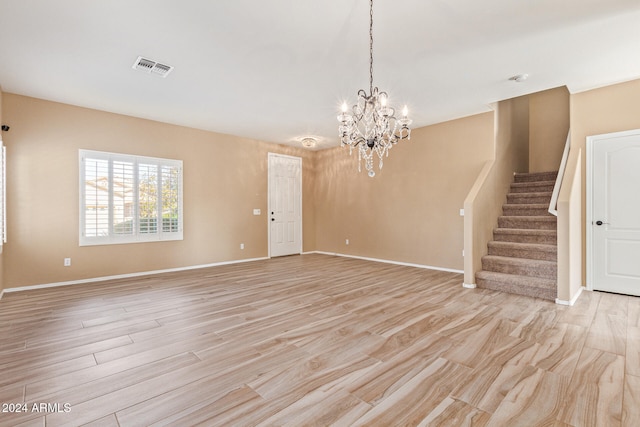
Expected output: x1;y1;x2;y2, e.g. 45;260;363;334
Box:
1;0;639;150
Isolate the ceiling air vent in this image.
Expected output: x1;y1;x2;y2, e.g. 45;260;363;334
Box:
132;56;174;78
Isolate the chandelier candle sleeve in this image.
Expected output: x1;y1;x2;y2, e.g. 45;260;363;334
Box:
337;0;412;177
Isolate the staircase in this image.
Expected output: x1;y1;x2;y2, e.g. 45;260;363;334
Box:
476;171;558;301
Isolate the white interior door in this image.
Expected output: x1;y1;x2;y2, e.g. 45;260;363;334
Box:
268;153;302;257
589;130;640;296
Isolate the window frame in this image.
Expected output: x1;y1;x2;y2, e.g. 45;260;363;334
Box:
79;149;183;246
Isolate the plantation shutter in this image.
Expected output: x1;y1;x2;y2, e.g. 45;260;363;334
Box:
80;150;182;246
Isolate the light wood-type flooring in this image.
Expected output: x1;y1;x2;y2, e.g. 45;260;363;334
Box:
0;254;638;426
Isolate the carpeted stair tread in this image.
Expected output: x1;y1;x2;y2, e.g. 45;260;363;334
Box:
502;204;551;216
488;241;557;261
481;255;557;280
513;171;558;183
507;192;553;204
498;216;557;230
510;181;556;193
493;228;557;244
476;271;556;301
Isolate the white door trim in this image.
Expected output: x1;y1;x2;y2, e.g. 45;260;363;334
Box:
267;152;303;258
586;128;640;291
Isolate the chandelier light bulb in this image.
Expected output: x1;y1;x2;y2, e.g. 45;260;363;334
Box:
402;105;408;117
380;95;387;107
341;102;348;113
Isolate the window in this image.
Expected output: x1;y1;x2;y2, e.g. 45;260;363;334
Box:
79;150;183;246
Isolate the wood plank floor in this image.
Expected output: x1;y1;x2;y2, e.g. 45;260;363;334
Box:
0;254;638;426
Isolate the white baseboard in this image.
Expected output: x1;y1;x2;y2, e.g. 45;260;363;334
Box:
555;286;585;306
3;257;269;294
462;283;477;289
307;251;463;274
3;252;462;295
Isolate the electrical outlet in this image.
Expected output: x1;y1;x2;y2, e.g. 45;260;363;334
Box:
459;209;464;216
240;243;244;250
64;258;71;267
345;239;349;245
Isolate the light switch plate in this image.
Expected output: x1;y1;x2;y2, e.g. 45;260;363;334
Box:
253;209;261;215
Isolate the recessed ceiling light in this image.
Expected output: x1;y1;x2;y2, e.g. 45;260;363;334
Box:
509;74;529;83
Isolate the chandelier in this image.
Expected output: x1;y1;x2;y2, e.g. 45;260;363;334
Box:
337;0;412;177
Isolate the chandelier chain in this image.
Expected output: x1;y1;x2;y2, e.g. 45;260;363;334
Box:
369;0;374;94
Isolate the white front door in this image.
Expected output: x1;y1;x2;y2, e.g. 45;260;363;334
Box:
589;129;640;296
268;153;302;257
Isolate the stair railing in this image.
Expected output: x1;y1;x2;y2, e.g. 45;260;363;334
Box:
548;130;571;216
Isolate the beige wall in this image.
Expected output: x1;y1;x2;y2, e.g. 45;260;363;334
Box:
1;94;316;288
529;87;570;173
315;112;494;272
463;97;530;284
3;78;638;292
503;96;530;172
570;78;640;285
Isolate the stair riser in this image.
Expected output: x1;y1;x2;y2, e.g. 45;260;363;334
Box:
513;172;558;183
498;217;557;230
502;206;550;216
481;258;557;280
488;245;557;261
507;194;552;204
493;231;557;245
476;277;556;301
510;183;555;193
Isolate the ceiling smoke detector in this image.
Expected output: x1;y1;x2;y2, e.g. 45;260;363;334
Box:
509;74;529;83
132;56;174;78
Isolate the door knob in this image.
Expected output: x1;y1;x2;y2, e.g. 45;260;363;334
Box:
595;220;609;226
